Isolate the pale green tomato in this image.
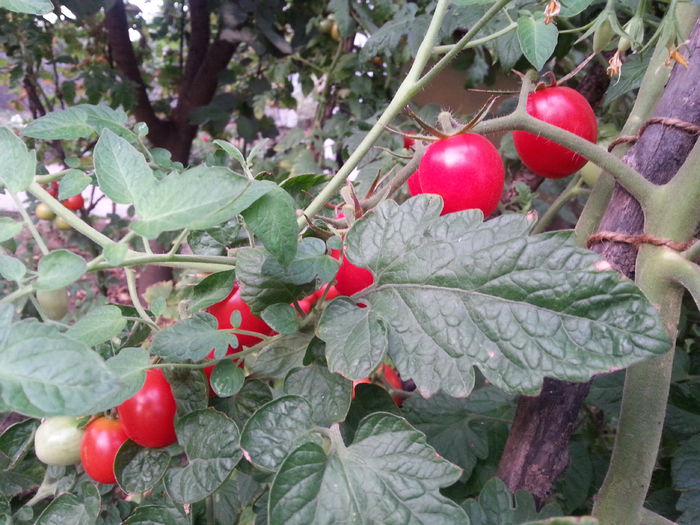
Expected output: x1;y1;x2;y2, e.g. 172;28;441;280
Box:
36;288;69;321
580;161;601;187
34;417;84;466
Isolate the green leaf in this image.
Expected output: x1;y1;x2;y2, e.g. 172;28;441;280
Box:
241;185;298;265
209;471;265;525
403;387;513;479
283;365;352;426
152;313;238;362
103;241;129;266
268;414;467;525
0;255;26;282
522;518;598;525
57;170;90;200
163;367;209;417
0;0;52;15
79;104;131;139
317;297;389;380
211;379;273;430
35;483;100;525
605;52;651;106
559;0;594;17
115;441;170;493
0;419;38;469
517;14;558;70
23;107;95;140
0;127;35;192
164;409;242;504
34;250;86;291
189;270;235;312
261;303;300;335
318;196;670;397
131;166;274;239
124;505;189;525
250;331;312;379
240;395;317;472
0;218;22;242
66;305;126;346
213;139;246;169
0;319;124;417
236;237;339;314
210;360;245;397
105;347;149;404
94;129;155;205
462;477;562;525
361;4;418;59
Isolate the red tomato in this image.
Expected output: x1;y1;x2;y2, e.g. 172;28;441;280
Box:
407;171;422;196
46;181;58;198
418;133;504;216
379;365;404;406
331;249;374;297
117;369;177;448
352;378;372;399
207;284;274;350
80;417;128;484
62;194;84;210
513;86;598;178
403;136;415;150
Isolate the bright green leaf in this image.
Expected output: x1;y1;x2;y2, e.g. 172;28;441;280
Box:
0;127;35;192
34;250;86;291
0;218;22;242
23;107;94;140
517;14;558;70
105;347;149;404
57;170;90;200
0;255;26;282
35;483;100;525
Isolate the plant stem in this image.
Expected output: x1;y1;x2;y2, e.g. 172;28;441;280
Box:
9;191;49;255
531;175;587;235
432;21;517;54
657;250;700;309
0;286;33;305
124;268;158;330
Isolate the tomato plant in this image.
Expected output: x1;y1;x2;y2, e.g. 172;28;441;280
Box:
417;133;504;216
34;417;84;466
207;283;274;350
80;417;128;484
117;369;177;448
61;194;84;210
513;86;598;178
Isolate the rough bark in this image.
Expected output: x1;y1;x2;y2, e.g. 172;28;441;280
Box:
496;22;700;507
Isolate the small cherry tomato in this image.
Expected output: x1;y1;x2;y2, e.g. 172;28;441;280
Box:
80;417;128;484
62;194;84;210
36;288;69;320
54;216;72;230
35;203;55;221
34;416;84;466
403;136;415;150
513;86;598;178
117;369;177;448
418;133;504;216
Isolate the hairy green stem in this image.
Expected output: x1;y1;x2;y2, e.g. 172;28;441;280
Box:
124;268;158;330
9;190;49;255
432;21;517;54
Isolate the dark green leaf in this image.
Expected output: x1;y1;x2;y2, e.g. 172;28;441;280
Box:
209;471;265;525
151;313;237;362
517;14;558;70
124;505;189;525
284;365;352;425
0;419;38;469
237;237;339;314
342;383;400;443
210;360;245;397
164;409;242;503
115;441;170;493
34;250;87;291
559;0;595;17
250;332;313;379
318;196;670;397
0;127;34;192
241;185;298;265
361;4;418;59
605;52;652;105
269;414;466;525
189;270;235;312
240;395;317;472
211;379;273;430
163;368;208;417
66;305;126;346
35;483;100;525
261;303;300;335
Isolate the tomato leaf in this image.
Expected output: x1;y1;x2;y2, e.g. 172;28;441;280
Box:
0;319;124;417
283;365;352;426
0;255;26;282
105;347;150;403
34;483;100;525
517;13;558;71
151;313;238;362
249;332;312;379
23;107;95;140
189;270;236;312
210;360;245;397
318;196;671;398
0;0;53;15
672;434;700;524
34;249;87;291
240;396;318;472
236;237;339;314
66;305;127;346
163;368;209;416
260;303;299;335
241;185;298;266
403;387;513;480
211;379;273;430
131;166;274;239
0;127;35;192
164;409;242;504
268;414;467;525
0;419;39;470
0;218;23;242
207;471;265;525
115;441;171;493
462;477;562;524
57;170;90;200
124;505;189;525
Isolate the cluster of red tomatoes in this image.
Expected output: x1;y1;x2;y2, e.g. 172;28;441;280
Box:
35;181;85;230
407;86;597;216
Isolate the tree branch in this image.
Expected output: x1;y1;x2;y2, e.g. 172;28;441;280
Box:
179;0;211;95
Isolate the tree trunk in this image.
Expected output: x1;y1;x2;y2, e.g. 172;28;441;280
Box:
496;20;700;507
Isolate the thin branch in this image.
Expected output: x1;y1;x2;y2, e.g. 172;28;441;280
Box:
124;268;158;329
9;191;49;255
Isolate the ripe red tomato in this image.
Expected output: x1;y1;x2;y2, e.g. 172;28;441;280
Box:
207;284;274;350
407;171;422;196
403;136;415;150
379;365;404;407
80;417;128;484
62;194;84;210
513;86;598;178
331;249;373;297
418;133;504;216
117;369;177;448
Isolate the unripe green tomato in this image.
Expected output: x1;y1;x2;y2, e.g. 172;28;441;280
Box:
580;161;601;187
593;18;614;53
36;288;69;320
330;21;340;42
54;216;72;231
35;203;55;221
318;18;333;34
34;417;84;466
